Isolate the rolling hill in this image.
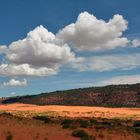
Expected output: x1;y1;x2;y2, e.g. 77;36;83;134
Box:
1;83;140;107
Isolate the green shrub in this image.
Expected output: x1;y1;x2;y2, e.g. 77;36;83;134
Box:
61;119;73;125
100;121;112;126
89;119;98;125
133;121;140;127
72;129;88;137
112;118;121;126
33;116;51;123
62;123;70;129
61;119;73;129
79;120;89;128
81;136;92;140
2;112;13;116
133;128;140;134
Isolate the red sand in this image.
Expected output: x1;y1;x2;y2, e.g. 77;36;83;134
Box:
0;104;140;140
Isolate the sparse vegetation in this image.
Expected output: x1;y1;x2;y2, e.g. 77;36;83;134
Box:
133;128;140;134
89;119;98;125
72;129;88;138
133;121;140;127
0;110;139;140
61;119;73;124
81;136;92;140
100;121;112;126
1;112;13;116
33;115;51;123
111;118;122;125
79;119;89;128
61;119;73;128
62;123;71;128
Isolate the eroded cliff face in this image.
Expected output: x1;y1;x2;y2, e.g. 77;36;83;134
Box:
1;84;140;107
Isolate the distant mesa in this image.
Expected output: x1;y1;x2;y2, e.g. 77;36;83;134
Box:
1;83;140;107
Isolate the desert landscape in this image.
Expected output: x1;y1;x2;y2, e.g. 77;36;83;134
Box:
1;84;140;140
0;103;140;140
0;0;140;140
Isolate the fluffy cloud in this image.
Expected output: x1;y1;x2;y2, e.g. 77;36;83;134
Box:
99;75;140;85
57;12;129;51
131;39;140;47
72;53;140;72
0;25;76;76
0;12;139;79
3;79;27;86
0;64;57;76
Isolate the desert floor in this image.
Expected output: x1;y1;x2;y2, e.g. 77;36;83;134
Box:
0;104;140;140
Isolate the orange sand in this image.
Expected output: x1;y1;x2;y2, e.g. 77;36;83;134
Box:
0;103;140;120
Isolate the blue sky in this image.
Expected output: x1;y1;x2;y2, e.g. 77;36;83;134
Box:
0;0;140;97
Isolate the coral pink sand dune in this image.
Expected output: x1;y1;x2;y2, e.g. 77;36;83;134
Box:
0;103;140;119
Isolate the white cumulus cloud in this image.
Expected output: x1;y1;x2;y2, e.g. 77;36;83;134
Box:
0;12;139;79
0;25;76;76
0;64;57;76
3;79;27;86
57;11;129;51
